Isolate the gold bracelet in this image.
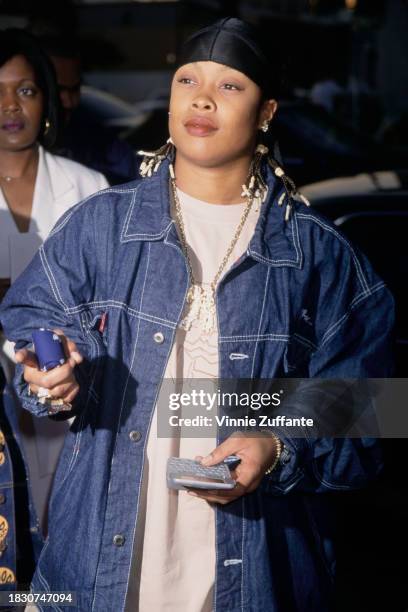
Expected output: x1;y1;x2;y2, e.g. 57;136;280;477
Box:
265;433;283;475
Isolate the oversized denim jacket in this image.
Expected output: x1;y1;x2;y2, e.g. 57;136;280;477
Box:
0;159;394;611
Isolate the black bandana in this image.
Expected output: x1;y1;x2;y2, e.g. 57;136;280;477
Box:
177;17;276;98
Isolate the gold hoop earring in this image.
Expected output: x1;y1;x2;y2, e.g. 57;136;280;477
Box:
260;120;269;133
43;118;51;136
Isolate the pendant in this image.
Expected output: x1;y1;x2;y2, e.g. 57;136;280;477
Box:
179;283;217;334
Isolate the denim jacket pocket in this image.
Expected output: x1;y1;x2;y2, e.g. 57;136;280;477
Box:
283;334;316;376
49;311;109;499
79;310;109;405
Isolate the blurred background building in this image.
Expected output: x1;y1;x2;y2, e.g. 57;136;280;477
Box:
1;0;407;179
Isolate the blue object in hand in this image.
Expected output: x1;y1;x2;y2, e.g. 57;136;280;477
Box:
32;329;66;372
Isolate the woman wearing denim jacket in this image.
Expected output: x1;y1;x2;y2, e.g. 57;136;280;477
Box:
0;29;108;592
0;18;394;612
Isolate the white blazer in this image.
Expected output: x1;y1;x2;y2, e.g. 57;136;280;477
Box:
0;145;109;279
0;146;108;534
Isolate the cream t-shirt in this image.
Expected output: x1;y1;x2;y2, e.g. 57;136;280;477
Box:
124;189;260;612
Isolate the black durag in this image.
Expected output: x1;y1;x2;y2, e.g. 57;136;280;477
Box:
177;17;277;98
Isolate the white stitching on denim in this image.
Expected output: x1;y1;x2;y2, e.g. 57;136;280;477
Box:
247;249;300;266
88;386;99;402
292;211;303;268
65;318;100;471
36;544;51;591
266;468;305;494
321;312;354;348
163;226;187;255
36;568;50;590
163;223;178;248
66;301;173;323
247;214;303;267
320;282;381;347
122;222;173;241
224;558;243;566
121;245;190;612
292;333;318;352
101;186;139;193
296;213;370;294
322;282;385;346
92;243;151;612
112;309;174;328
66;301;177;328
49;185;136;237
312;459;352;491
39;246;69;311
229;353;249;360
59;424;83;490
297;212;369;292
49;210;75;235
67;301;173;324
120;189;138;242
320;283;385;348
49;194;96;236
350;281;384;309
241;496;245;612
213;504;219;611
120;186;173;241
251;268;270;377
220;334;290;342
60;314;97;484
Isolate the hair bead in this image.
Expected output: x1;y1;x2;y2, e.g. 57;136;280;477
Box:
138;137;309;222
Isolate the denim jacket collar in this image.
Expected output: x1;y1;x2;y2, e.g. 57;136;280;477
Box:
121;158;303;269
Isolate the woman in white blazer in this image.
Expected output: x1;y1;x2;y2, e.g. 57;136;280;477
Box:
0;146;108;295
0;29;108;552
0;31;108;303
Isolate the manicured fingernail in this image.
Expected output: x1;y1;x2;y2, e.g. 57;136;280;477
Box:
201;455;212;465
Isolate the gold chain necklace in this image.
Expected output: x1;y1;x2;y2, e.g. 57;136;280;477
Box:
0;151;38;182
169;166;255;334
0;172;26;182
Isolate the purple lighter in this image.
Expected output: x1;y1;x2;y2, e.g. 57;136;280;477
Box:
32;329;66;372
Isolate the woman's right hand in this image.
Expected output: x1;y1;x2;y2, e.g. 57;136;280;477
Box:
15;330;83;404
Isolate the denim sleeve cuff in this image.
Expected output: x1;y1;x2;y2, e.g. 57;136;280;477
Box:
14;364;56;417
13;363;88;418
263;436;308;493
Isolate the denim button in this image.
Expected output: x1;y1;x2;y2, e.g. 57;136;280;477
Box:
153;332;164;344
113;534;125;547
129;430;142;442
0;493;5;504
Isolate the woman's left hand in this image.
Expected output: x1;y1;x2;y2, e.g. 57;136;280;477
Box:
188;431;279;505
